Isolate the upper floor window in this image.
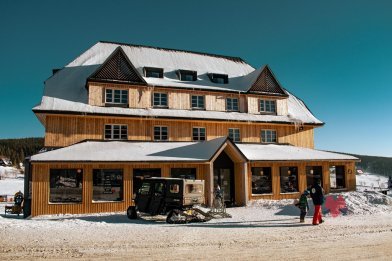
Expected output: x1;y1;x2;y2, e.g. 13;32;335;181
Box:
191;95;205;109
153;93;168;107
260;99;276;114
192;127;206;141
154;126;168;141
144;67;163;78
228;128;240;142
178;70;197;81
105;89;128;105
105;124;128;140
209;73;228;84
226;97;239;111
261;129;277;143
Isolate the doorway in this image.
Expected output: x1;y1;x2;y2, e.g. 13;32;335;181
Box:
213;151;235;205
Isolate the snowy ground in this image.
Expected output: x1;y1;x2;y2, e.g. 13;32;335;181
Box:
1;174;392;260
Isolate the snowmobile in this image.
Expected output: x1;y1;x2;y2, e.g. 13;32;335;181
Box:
126;177;230;224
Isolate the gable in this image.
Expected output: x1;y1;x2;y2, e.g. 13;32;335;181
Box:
248;66;287;96
88;47;146;85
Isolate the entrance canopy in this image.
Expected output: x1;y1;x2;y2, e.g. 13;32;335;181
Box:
30;137;358;163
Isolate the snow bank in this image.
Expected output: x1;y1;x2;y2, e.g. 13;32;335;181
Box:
340;191;392;215
0;177;24;196
0;166;21;179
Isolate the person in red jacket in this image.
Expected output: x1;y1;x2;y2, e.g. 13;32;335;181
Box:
310;179;325;225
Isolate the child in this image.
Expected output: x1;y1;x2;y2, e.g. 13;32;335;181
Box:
295;190;310;223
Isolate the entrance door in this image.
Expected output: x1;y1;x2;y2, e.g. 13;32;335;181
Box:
213;151;234;205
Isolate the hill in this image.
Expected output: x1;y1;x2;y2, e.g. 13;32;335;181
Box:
0;137;44;167
348;153;392;177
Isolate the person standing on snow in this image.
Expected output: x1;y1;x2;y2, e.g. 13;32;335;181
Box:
295;190;310;223
310;179;324;225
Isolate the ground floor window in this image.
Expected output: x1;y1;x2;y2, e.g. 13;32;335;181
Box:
49;169;83;203
133;168;161;197
280;166;299;193
171;168;196;179
306;166;323;188
92;169;123;202
330;165;346;189
251;167;272;194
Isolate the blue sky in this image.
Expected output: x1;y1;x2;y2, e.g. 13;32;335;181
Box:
0;0;391;156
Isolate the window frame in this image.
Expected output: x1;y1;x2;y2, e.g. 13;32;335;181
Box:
144;67;164;78
178;69;197;81
104;124;128;140
209;73;229;84
154;126;168;141
259;99;276;114
153;92;168;108
279;166;299;194
105;88;128;105
226;97;239;112
92;169;124;202
251;167;273;195
191;95;205;110
192;127;206;141
261;129;277;143
49;168;83;204
228;128;241;142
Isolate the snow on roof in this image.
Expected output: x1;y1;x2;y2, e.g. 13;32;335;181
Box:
237;143;358;161
31;137;357;163
30;137;227;162
33;92;322;124
37;41;323;125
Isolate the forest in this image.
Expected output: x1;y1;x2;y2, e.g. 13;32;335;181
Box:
0;138;44;167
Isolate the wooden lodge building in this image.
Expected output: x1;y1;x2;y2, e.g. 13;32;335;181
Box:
25;41;358;217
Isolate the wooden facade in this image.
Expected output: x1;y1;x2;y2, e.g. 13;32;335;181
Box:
42;114;315;148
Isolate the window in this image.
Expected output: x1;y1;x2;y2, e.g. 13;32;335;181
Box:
49;169;83;203
209;73;228;84
260;99;276;113
133;168;161;197
226;98;239;111
280;166;299;193
169;184;180;194
178;70;197;81
139;182;151;195
251;167;272;194
92;169;123;202
171;168;196;179
330;166;346;189
306;166;323;188
144;67;163;78
228;128;240;142
154;126;168;140
105;89;128;105
153;93;168;107
192;127;206;141
261;130;277;143
104;124;127;140
191;95;205;109
185;184;203;194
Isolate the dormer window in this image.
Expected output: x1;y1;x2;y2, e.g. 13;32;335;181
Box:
144;67;163;78
178;70;197;81
105;89;128;106
209;73;228;84
260;99;276;114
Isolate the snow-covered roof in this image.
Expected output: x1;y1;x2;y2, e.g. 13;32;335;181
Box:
237;143;359;161
30;137;227;162
33;90;322;124
35;41;323;125
31;138;357;162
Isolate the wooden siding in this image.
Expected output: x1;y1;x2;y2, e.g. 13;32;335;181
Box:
31;162;207;217
44;114;315;148
248;161;356;201
88;82;286;114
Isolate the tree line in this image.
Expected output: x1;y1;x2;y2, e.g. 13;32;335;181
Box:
0;137;44;167
351;153;392;177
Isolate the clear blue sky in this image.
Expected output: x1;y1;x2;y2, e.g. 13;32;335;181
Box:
0;0;391;156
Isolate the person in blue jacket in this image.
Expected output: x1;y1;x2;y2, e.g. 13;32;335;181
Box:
310;179;324;225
